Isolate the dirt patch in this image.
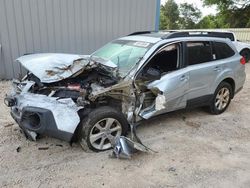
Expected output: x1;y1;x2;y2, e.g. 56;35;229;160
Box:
1;65;250;187
185;120;201;129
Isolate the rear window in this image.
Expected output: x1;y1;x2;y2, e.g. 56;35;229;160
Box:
222;33;235;41
212;42;235;60
186;41;213;65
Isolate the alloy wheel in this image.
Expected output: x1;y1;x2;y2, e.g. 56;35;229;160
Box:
215;87;230;110
89;118;122;150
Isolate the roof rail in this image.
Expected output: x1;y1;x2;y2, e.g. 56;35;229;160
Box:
161;31;190;39
128;31;155;36
161;31;234;41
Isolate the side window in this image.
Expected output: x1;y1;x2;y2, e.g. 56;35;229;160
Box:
142;43;180;74
212;42;235;60
186;41;213;65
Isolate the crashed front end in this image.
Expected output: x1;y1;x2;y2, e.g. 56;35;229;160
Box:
5;83;81;141
4;53;122;142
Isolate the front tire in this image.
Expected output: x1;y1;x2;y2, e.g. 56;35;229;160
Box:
78;106;128;152
209;82;233;114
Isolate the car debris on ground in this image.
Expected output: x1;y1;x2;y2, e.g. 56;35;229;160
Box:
110;124;157;159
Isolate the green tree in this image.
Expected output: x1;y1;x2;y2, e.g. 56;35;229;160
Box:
160;6;168;30
160;0;180;30
202;0;250;28
178;3;202;29
197;15;217;28
197;14;229;29
203;0;250;10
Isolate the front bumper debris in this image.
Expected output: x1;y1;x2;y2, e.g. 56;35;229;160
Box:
109;125;156;159
4;96;16;107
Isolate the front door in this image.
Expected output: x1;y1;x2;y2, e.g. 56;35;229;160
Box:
147;67;189;115
136;42;189;119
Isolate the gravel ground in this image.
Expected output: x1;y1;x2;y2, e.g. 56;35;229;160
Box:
1;64;250;188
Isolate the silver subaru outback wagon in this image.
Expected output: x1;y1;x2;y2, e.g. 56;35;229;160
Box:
4;31;246;151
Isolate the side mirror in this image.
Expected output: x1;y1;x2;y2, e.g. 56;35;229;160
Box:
139;67;161;81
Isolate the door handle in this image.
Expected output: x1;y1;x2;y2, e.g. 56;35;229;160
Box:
213;66;221;71
180;75;188;81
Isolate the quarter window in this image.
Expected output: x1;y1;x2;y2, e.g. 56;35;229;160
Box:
186;42;213;65
212;42;235;60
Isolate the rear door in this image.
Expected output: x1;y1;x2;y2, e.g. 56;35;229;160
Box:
185;41;217;105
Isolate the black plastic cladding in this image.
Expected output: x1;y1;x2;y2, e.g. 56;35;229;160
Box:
19;106;73;141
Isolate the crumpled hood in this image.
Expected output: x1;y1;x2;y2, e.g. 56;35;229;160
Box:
16;53;90;83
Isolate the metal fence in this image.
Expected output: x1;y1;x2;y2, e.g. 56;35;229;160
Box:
227;28;250;43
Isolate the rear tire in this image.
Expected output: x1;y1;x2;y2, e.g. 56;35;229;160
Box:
78;106;128;152
209;82;233;115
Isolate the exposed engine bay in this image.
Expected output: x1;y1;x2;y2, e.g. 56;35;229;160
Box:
24;68;118;103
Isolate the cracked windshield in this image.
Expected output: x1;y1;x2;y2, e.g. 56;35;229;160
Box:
92;40;152;77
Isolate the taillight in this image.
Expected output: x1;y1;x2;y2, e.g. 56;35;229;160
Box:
240;57;246;65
